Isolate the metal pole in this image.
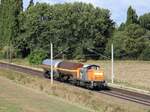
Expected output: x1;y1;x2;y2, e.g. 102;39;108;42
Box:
50;43;53;84
9;42;12;63
111;43;114;83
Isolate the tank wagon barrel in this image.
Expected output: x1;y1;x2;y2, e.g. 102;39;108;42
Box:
57;61;83;77
42;59;107;89
42;59;83;75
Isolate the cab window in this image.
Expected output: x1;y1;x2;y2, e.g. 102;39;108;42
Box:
89;65;100;70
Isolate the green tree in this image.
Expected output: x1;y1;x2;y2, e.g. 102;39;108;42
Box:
0;0;23;60
0;0;10;47
105;24;149;59
140;44;150;61
17;3;114;59
0;2;2;48
123;24;148;59
0;0;23;47
126;6;138;25
118;23;125;31
105;31;127;59
139;13;150;30
27;0;34;9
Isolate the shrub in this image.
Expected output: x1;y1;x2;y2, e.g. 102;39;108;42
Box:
0;46;10;59
0;46;20;59
0;51;4;59
28;49;47;64
139;45;150;61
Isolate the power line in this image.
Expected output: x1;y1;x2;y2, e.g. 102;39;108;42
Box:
87;48;110;59
54;47;69;58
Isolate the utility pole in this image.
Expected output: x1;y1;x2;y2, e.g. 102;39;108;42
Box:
111;44;114;83
50;43;53;84
9;42;12;63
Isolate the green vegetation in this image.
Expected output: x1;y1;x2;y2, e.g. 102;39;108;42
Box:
27;0;34;9
0;0;23;48
106;24;149;59
0;2;150;62
28;49;47;64
126;6;138;25
140;45;150;60
0;76;90;112
1;1;114;60
139;13;150;30
0;68;149;112
106;6;150;60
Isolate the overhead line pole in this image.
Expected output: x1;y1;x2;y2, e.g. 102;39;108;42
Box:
111;43;114;84
50;43;53;84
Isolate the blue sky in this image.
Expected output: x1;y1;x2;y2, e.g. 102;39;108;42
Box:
23;0;150;25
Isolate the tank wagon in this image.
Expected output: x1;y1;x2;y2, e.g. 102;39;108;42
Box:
41;59;107;89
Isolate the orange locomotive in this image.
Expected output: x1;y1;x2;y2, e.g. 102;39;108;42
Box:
41;59;107;89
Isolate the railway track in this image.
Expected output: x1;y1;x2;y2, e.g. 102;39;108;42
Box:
99;88;150;106
0;61;150;107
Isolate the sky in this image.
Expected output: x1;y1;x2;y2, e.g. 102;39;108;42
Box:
23;0;150;25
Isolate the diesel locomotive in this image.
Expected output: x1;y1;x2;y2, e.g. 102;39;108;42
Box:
41;59;107;89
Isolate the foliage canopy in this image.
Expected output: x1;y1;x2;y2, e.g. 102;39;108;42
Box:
0;3;150;61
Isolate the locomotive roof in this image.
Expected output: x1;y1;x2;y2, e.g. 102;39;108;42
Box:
83;64;100;68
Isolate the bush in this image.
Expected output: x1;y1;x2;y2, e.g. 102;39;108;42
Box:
139;45;150;61
0;46;18;59
0;51;4;59
1;46;10;59
28;50;47;64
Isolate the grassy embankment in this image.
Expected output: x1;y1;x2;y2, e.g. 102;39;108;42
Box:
0;68;149;112
0;71;91;112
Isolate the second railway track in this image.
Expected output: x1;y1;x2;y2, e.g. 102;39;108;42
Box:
0;61;150;107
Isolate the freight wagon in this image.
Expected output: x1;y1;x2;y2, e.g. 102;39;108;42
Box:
41;59;107;89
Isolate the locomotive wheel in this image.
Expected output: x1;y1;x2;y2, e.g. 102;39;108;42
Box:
43;71;50;79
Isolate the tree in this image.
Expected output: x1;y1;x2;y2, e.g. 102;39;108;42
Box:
126;6;138;25
0;2;2;48
27;0;34;9
0;0;10;47
118;23;125;31
106;24;149;59
17;3;114;59
105;31;127;59
0;0;23;47
140;44;150;61
0;0;23;60
123;24;148;59
139;13;150;30
11;0;23;44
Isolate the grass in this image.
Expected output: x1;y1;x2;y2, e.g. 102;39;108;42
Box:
0;68;150;112
0;77;91;112
0;58;40;68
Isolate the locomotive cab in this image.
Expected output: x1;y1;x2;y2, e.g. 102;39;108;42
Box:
80;65;106;88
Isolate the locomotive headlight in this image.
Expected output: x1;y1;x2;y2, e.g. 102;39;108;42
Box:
94;72;103;76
